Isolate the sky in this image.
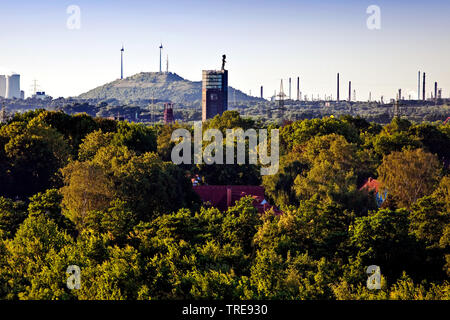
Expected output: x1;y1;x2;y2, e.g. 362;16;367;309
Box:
0;0;449;101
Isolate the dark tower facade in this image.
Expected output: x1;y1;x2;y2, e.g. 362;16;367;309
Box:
202;56;228;122
164;102;174;124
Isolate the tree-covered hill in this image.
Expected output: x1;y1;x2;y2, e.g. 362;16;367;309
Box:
77;72;263;106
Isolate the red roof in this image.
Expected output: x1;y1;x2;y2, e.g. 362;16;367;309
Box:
360;177;381;193
193;185;282;215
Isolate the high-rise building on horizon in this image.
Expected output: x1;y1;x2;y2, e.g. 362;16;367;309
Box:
201;55;228;122
6;74;21;99
0;75;6;98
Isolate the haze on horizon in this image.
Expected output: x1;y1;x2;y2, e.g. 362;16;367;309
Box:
0;0;449;101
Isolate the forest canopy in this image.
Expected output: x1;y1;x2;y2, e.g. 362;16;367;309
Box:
0;110;449;300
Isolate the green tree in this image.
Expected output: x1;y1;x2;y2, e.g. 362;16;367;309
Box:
349;208;418;282
112;122;156;155
0;119;71;198
377;148;441;208
60;161;113;230
293;134;361;203
0;197;27;239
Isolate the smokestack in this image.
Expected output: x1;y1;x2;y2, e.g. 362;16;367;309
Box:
418;71;421;100
348;81;351;101
297;77;300;101
261;86;263;99
289;77;291;100
337;73;340;102
435;82;438;101
423;72;426;100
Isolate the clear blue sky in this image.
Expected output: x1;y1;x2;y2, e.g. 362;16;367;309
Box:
0;0;449;101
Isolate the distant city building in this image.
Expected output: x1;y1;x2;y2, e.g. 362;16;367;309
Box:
0;75;6;98
20;90;25;100
202;55;228;122
5;74;21;99
163;102;174;124
33;91;48;100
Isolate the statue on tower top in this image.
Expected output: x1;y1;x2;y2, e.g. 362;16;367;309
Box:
221;54;226;71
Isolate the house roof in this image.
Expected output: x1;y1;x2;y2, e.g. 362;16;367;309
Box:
193;185;282;215
360;177;381;193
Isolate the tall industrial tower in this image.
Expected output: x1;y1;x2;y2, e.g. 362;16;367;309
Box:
348;81;351;102
277;79;286;119
159;43;163;73
337;73;340;102
418;71;421;100
201;55;228;122
423;72;426;101
289;77;291;100
120;45;124;80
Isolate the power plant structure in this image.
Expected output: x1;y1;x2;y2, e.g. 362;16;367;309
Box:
0;75;6;98
1;74;21;99
201;55;228;122
163;102;174;124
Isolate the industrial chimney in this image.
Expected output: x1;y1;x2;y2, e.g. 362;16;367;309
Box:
435;82;438;101
348;81;351;102
337;73;340;102
289;78;291;100
418;71;421;100
423;72;426;101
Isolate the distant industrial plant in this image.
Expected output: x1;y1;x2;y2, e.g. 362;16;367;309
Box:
0;73;23;99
